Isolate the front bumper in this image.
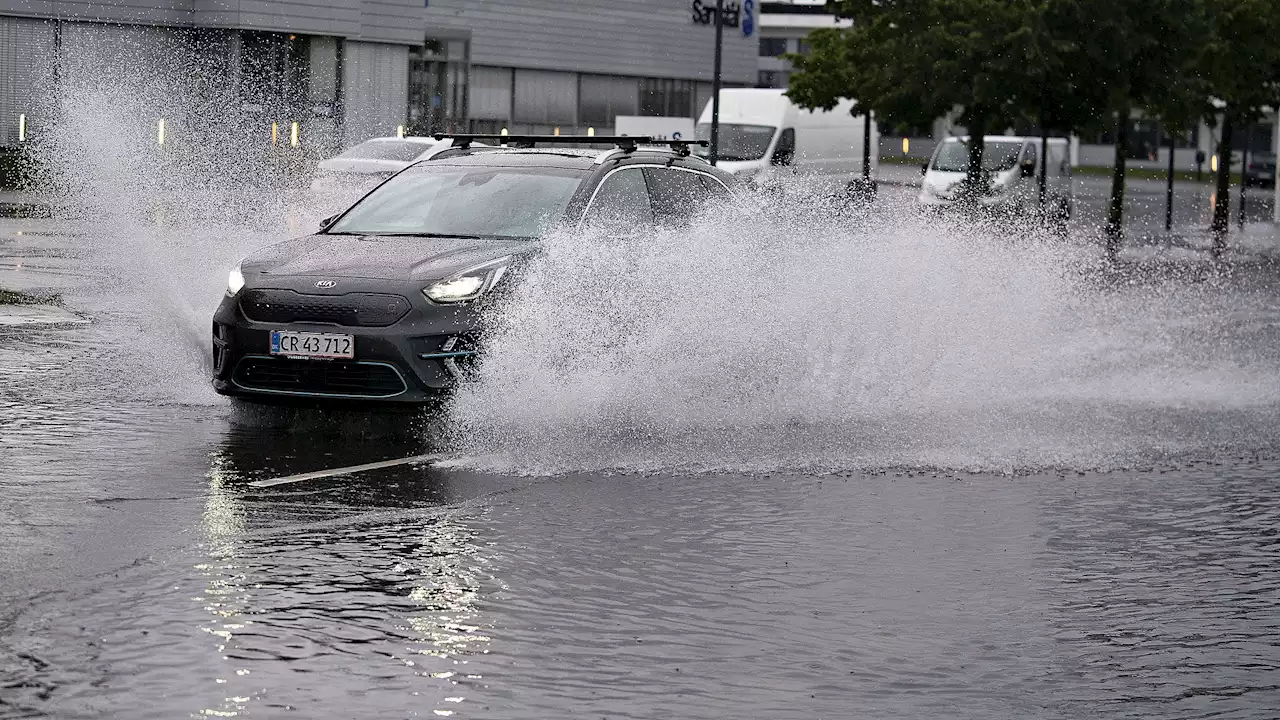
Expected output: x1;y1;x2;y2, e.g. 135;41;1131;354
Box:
211;283;481;406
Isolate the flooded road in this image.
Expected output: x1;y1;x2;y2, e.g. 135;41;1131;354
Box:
4;201;1280;719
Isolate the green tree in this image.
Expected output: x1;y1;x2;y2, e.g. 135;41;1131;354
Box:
788;0;1026;194
1068;0;1207;256
1005;1;1112;208
1196;0;1280;253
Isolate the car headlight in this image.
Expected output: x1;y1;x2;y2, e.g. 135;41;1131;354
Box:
423;258;510;304
227;263;245;296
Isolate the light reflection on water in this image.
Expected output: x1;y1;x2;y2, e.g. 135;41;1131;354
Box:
187;440;497;720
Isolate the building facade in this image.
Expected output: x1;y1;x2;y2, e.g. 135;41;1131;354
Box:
755;0;846;89
0;0;757;151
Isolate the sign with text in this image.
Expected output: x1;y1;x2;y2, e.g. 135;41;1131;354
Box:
692;0;754;36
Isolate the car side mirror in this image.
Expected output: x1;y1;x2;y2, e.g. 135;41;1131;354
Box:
1020;159;1036;178
319;214;338;231
921;163;929;175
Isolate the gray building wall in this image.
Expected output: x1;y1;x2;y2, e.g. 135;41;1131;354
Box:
343;40;410;143
423;0;756;85
0;0;423;43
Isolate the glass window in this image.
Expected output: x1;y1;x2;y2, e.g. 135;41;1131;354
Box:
408;36;470;135
640;78;693;118
693;123;777;161
699;174;732;198
583;168;653;230
580;74;640;126
329;166;585;239
514;69;578;124
335;139;436;162
930;141;1024;172
772;128;796;165
759;37;788;57
645;168;710;226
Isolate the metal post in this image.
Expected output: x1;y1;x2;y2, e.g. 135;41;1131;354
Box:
1238;123;1251;228
709;0;724;166
1165;134;1175;231
1274;108;1280;224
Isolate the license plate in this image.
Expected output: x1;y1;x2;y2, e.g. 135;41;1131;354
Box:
270;330;354;359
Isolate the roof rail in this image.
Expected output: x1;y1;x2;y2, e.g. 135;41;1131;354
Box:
432;133;708;156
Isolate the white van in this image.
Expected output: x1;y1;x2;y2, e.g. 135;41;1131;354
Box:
919;135;1072;217
694;88;877;180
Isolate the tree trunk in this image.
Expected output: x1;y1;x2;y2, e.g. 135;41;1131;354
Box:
963;117;987;200
862;112;872;179
1211;111;1234;256
1105;109;1128;260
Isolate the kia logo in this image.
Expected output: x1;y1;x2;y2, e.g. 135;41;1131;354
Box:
315;280;337;289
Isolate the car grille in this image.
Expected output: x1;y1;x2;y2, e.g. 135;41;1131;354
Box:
233;356;408;397
239;289;411;327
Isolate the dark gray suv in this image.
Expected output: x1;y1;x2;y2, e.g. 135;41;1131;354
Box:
212;135;735;405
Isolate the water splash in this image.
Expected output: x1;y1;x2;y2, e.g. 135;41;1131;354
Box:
27;45;336;405
446;185;1280;474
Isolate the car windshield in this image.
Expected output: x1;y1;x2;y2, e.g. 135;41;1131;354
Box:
931;140;1024;173
335;139;435;162
327;166;585;239
693;123;777;161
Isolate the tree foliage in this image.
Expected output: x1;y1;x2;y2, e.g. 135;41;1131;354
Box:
789;0;1031;190
1196;0;1280;242
787;0;1279;244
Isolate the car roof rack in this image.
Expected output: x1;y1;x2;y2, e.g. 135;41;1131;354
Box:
433;133;709;157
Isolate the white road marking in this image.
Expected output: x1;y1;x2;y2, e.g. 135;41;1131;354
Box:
248;453;448;488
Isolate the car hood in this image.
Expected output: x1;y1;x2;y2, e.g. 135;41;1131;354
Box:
243;234;533;282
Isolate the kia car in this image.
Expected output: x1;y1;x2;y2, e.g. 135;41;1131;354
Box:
212;135;735;405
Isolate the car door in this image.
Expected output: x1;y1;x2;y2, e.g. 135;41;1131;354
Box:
579;166;656;234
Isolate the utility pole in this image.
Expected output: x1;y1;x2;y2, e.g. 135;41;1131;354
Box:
1165;133;1175;232
709;0;724;166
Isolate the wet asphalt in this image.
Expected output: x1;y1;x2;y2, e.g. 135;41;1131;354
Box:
3;186;1280;718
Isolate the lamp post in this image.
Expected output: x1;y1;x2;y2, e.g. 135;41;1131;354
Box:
709;0;724;166
1165;131;1175;232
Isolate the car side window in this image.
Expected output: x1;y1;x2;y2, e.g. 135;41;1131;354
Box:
582;168;654;230
698;173;732;199
644;168;710;227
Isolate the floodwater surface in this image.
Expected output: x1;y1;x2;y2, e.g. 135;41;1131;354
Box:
3;87;1280;717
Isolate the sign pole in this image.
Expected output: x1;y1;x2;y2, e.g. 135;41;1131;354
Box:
710;0;724;166
1165;132;1175;231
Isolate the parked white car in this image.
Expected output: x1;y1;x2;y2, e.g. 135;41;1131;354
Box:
311;137;458;192
919;135;1073;220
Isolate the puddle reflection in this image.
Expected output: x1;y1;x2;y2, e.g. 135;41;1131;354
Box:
191;420;501;718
